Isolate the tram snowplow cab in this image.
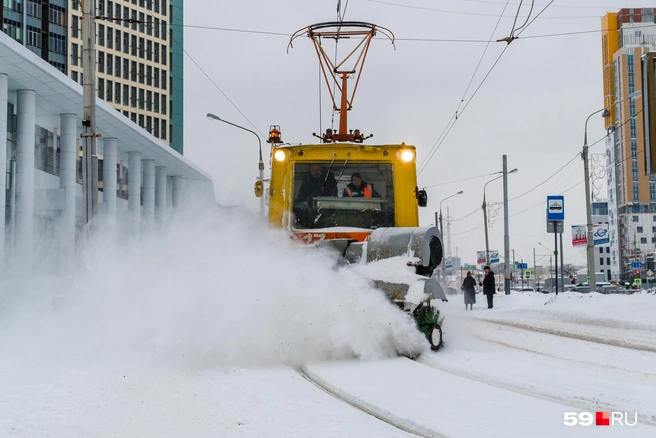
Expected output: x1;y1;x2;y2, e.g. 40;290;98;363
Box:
262;21;447;351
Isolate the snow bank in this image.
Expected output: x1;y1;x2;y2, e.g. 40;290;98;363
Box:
0;205;427;371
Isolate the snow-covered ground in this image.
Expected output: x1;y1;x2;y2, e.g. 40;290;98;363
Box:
1;210;655;437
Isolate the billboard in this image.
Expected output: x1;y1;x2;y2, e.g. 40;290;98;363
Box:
477;251;486;264
593;224;609;246
490;251;500;264
571;225;587;246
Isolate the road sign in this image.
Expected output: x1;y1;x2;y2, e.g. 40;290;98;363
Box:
547;221;564;233
525;270;532;278
547;195;565;221
517;263;528;269
631;262;643;268
634;278;642;286
648;270;654;277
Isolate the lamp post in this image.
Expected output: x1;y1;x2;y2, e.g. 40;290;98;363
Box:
206;113;265;217
439;190;464;288
582;90;641;293
482;168;518;265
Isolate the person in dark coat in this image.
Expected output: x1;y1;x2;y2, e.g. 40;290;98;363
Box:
297;163;337;204
479;265;496;309
462;271;476;310
342;173;380;198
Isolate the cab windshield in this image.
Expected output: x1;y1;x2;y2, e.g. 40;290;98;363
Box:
292;162;394;229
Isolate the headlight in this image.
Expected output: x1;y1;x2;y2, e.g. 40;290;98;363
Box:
273;150;287;162
400;150;414;163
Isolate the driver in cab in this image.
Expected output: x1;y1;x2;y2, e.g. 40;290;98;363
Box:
342;173;380;198
297;163;338;204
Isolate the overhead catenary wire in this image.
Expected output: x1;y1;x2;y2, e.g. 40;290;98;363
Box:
366;0;599;19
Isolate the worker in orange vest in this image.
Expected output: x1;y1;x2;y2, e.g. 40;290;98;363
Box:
343;172;380;198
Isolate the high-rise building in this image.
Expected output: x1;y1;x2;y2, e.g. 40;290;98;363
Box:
601;8;656;281
1;0;183;154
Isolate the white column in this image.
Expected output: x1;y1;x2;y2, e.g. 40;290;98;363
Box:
155;166;167;225
128;151;141;230
102;138;117;221
142;159;155;229
0;74;7;264
172;175;183;210
59;113;77;255
15;89;36;259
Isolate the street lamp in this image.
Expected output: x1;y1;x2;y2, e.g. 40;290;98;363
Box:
206;113;265;217
582;90;641;292
439;190;464;288
483;168;517;264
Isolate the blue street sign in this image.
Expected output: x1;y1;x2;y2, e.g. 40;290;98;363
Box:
631;262;643;268
490;252;500;264
547;196;565;221
519;263;528;269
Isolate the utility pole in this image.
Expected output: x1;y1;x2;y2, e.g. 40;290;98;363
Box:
533;247;537;290
82;0;99;224
559;231;564;293
503;155;511;294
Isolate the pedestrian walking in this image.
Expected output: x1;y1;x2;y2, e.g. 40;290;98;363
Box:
462;271;476;310
479;265;496;309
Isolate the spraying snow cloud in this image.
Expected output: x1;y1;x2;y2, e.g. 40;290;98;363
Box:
0;205;427;370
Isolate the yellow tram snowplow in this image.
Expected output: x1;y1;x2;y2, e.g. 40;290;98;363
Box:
260;21;447;350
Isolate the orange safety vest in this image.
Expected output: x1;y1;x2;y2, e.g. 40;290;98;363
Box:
345;183;373;198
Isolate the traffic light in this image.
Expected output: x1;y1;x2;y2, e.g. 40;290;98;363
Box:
635;269;641;275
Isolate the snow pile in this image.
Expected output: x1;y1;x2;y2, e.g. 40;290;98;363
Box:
0;207;428;370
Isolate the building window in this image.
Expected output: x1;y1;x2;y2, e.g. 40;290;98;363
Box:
98;51;105;73
26;25;42;48
131;86;137;107
641;237;647;244
146;15;153;36
607;257;610;265
161;93;167;114
138;62;144;84
71;71;78;83
49;4;66;26
154;42;160;63
115;28;121;51
108;0;113;17
116;3;122;21
131;34;137;56
107;27;113;49
72;15;80;39
154;18;160;38
131;60;137;81
139;37;145;58
115;56;121;78
71;43;79;66
123;32;129;54
49;33;66;54
98;24;105;46
154;116;159;137
26;1;41;19
155;0;160;13
146;115;152;133
138;113;144;128
138;88;144;109
161;120;166;139
147;40;152;61
131;9;137;30
106;80;113;102
106;54;113;75
161;44;167;65
161;69;167;90
98;78;104;99
600;258;604;266
162;20;167;41
154;67;160;88
161;0;166;16
638;226;644;233
154;92;160;112
146;90;152;111
139;12;145;33
633;183;640;201
115;82;121;104
634;216;639;222
123;84;129;106
146;65;152;85
131;112;137;123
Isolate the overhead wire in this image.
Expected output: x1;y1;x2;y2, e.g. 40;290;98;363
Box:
365;0;598;19
141;10;265;136
417;0;554;176
443;0;617;9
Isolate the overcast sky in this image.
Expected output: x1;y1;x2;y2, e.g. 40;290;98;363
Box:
181;0;634;268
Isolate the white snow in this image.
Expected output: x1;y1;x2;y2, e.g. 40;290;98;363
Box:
1;208;656;436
